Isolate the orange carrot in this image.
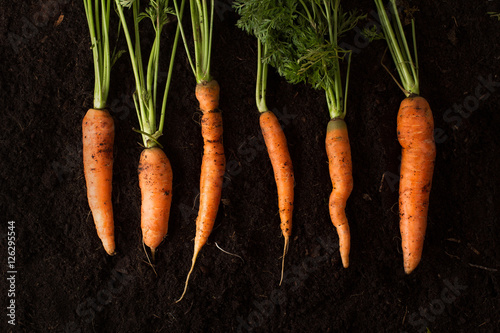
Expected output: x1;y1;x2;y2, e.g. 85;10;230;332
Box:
82;108;115;255
397;96;436;274
115;0;182;259
325;118;353;268
177;80;225;302
260;111;294;284
374;0;436;273
138;147;173;258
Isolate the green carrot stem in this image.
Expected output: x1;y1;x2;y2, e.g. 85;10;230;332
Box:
374;0;419;96
83;0;112;109
159;0;186;134
256;39;269;113
180;0;214;83
115;0;180;147
173;0;195;74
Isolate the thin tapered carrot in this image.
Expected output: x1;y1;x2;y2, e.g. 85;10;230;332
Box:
325;119;353;268
398;96;435;274
177;80;225;302
174;0;225;301
260;111;294;284
138;147;173;258
83;108;115;255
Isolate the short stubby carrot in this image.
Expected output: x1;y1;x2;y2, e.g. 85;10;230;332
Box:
397;96;436;274
325;118;353;268
82;108;115;255
260;110;294;284
178;80;225;302
138;147;173;257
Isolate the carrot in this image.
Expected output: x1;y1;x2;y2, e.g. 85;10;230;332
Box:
254;39;294;285
194;80;225;257
83;108;115;255
260;111;294;284
175;0;226;301
325;119;353;268
177;80;225;302
138;147;173;258
115;0;182;256
398;96;435;274
83;0;116;255
375;0;436;273
234;6;297;283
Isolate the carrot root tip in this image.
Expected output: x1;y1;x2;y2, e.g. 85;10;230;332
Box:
176;263;195;303
341;256;349;268
404;260;419;274
279;236;290;286
176;249;200;303
104;245;116;256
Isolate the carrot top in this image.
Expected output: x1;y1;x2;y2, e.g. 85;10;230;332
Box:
373;0;419;96
83;0;115;109
115;0;183;148
173;0;214;84
254;40;270;113
235;0;364;120
235;1;289;113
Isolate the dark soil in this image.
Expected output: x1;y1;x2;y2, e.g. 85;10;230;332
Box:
1;0;499;332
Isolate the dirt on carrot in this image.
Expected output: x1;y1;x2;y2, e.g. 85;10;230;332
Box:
178;80;225;302
82;108;115;255
397;96;436;274
326;118;353;268
260;110;294;284
138;147;173;258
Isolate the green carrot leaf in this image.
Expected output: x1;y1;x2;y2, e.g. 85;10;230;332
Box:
236;0;364;119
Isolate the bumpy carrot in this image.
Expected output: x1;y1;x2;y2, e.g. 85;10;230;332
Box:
260;111;294;284
325;118;353;268
178;80;225;302
397;96;436;274
82;108;115;255
138;147;173;258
